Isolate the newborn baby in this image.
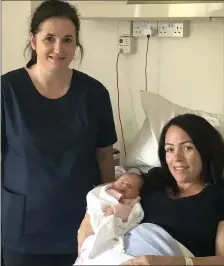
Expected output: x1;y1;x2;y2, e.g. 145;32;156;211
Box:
77;173;145;261
104;173;144;222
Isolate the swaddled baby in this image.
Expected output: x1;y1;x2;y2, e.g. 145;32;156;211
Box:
77;173;145;262
103;173;145;222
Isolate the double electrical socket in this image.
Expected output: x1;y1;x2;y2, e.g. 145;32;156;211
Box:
158;21;190;37
132;20;189;38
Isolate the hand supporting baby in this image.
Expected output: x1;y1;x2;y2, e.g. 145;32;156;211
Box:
77;214;94;255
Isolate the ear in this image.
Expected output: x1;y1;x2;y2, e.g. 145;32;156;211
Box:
30;33;36;51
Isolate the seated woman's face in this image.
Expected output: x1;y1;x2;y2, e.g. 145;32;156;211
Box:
164;125;203;184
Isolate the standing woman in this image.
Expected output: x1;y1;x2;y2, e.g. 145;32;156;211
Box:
1;1;117;265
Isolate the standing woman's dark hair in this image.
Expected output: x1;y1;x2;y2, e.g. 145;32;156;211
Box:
158;114;224;193
24;0;84;68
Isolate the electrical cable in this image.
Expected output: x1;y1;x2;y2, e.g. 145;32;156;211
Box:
116;51;127;157
145;34;150;91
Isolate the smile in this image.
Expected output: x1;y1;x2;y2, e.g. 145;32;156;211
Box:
49;56;65;60
174;167;188;170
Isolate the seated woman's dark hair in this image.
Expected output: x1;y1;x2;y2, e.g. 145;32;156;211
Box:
157;113;224;193
140;167;167;195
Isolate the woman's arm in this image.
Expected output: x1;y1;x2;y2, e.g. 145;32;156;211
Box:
216;221;224;256
96;146;115;184
120;255;224;265
77;214;93;255
121;221;224;265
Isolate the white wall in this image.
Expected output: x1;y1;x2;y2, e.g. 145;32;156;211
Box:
2;2;224;155
79;20;224;154
2;1;31;74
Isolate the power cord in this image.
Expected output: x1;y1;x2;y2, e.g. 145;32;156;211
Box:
145;34;150;92
116;50;127;157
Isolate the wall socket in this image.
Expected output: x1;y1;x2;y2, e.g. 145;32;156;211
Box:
158;21;190;38
118;36;135;54
133;21;157;37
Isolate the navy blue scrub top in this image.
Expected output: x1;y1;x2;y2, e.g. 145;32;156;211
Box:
1;68;117;254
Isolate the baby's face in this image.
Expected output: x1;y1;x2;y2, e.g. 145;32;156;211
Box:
113;174;143;199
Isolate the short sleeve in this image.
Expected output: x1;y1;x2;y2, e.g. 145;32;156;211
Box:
96;88;117;147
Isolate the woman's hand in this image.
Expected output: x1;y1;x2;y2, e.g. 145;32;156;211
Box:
120;255;186;265
77;214;94;255
120;256;149;265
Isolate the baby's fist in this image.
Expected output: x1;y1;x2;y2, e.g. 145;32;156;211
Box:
103;206;114;217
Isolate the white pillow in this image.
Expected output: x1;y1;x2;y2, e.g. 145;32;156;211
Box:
125;91;224;168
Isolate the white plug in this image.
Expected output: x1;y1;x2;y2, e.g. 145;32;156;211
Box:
143;28;152;36
133;21;157;37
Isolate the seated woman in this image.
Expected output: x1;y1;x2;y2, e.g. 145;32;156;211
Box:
77;113;224;265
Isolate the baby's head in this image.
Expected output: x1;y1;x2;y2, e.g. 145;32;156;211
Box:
112;173;144;199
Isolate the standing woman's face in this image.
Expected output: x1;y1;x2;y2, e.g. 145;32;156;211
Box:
30;17;76;71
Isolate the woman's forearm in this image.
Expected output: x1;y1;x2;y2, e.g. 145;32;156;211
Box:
149;255;224;266
121;255;224;265
159;256;224;266
192;256;224;265
147;256;186;265
77;214;93;253
96;146;115;183
165;256;224;266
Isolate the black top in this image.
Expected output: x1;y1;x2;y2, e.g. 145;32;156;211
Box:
1;68;117;254
142;184;224;257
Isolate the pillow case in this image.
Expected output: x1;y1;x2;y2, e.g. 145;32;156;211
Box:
125;91;224;168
